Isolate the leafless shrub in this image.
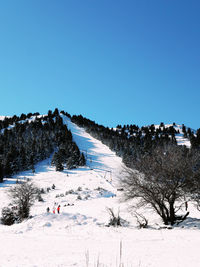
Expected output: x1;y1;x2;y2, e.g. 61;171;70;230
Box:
107;208;121;227
133;211;148;228
8;182;38;220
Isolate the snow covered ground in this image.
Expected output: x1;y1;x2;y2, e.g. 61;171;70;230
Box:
0;117;200;267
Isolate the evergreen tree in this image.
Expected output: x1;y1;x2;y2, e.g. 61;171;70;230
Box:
1;207;16;225
79;153;86;166
0;162;4;183
52;152;64;171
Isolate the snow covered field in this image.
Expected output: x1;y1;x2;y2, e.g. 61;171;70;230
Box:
0;117;200;267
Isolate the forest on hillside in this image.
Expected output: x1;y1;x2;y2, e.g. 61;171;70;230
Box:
70;113;200;168
0;109;85;182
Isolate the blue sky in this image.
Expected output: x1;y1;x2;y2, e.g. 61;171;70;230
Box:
0;0;199;129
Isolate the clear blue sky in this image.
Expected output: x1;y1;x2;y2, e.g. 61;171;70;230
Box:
0;0;199;129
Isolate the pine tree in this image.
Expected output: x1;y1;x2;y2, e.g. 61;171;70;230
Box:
52;152;64;171
0;162;4;183
79;153;86;166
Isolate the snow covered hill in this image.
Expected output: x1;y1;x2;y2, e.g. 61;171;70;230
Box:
0;116;200;267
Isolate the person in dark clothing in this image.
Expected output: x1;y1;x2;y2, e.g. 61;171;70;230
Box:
46;207;50;213
57;205;60;214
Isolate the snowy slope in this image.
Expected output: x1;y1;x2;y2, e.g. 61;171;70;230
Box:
0;116;200;267
62;114;124;187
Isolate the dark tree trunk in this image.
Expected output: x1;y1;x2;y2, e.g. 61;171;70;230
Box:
169;202;176;225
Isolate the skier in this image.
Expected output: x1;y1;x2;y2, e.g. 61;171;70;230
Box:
57;205;60;214
53;206;55;214
46;207;50;213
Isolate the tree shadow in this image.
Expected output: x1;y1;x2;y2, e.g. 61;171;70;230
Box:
0;179;17;188
176;216;200;229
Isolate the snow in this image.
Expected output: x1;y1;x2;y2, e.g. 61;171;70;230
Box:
0;116;200;266
0;116;7;120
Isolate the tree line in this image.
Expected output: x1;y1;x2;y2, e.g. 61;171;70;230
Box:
71;116;179;167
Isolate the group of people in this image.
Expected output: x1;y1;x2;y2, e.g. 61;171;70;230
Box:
46;204;60;214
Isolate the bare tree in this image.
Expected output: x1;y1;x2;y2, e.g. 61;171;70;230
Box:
133;211;148;228
8;182;39;220
187;150;200;210
106;207;121;227
121;145;200;225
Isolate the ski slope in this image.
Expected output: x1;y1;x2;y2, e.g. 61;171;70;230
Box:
0;117;200;267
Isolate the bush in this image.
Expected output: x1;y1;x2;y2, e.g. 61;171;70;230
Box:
133;212;148;228
52;184;56;190
37;193;44;202
77;195;82;200
107;208;121;227
65;189;75;195
1;207;16;225
40;188;45;194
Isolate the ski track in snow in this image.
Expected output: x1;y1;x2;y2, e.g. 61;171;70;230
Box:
0;116;199;267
